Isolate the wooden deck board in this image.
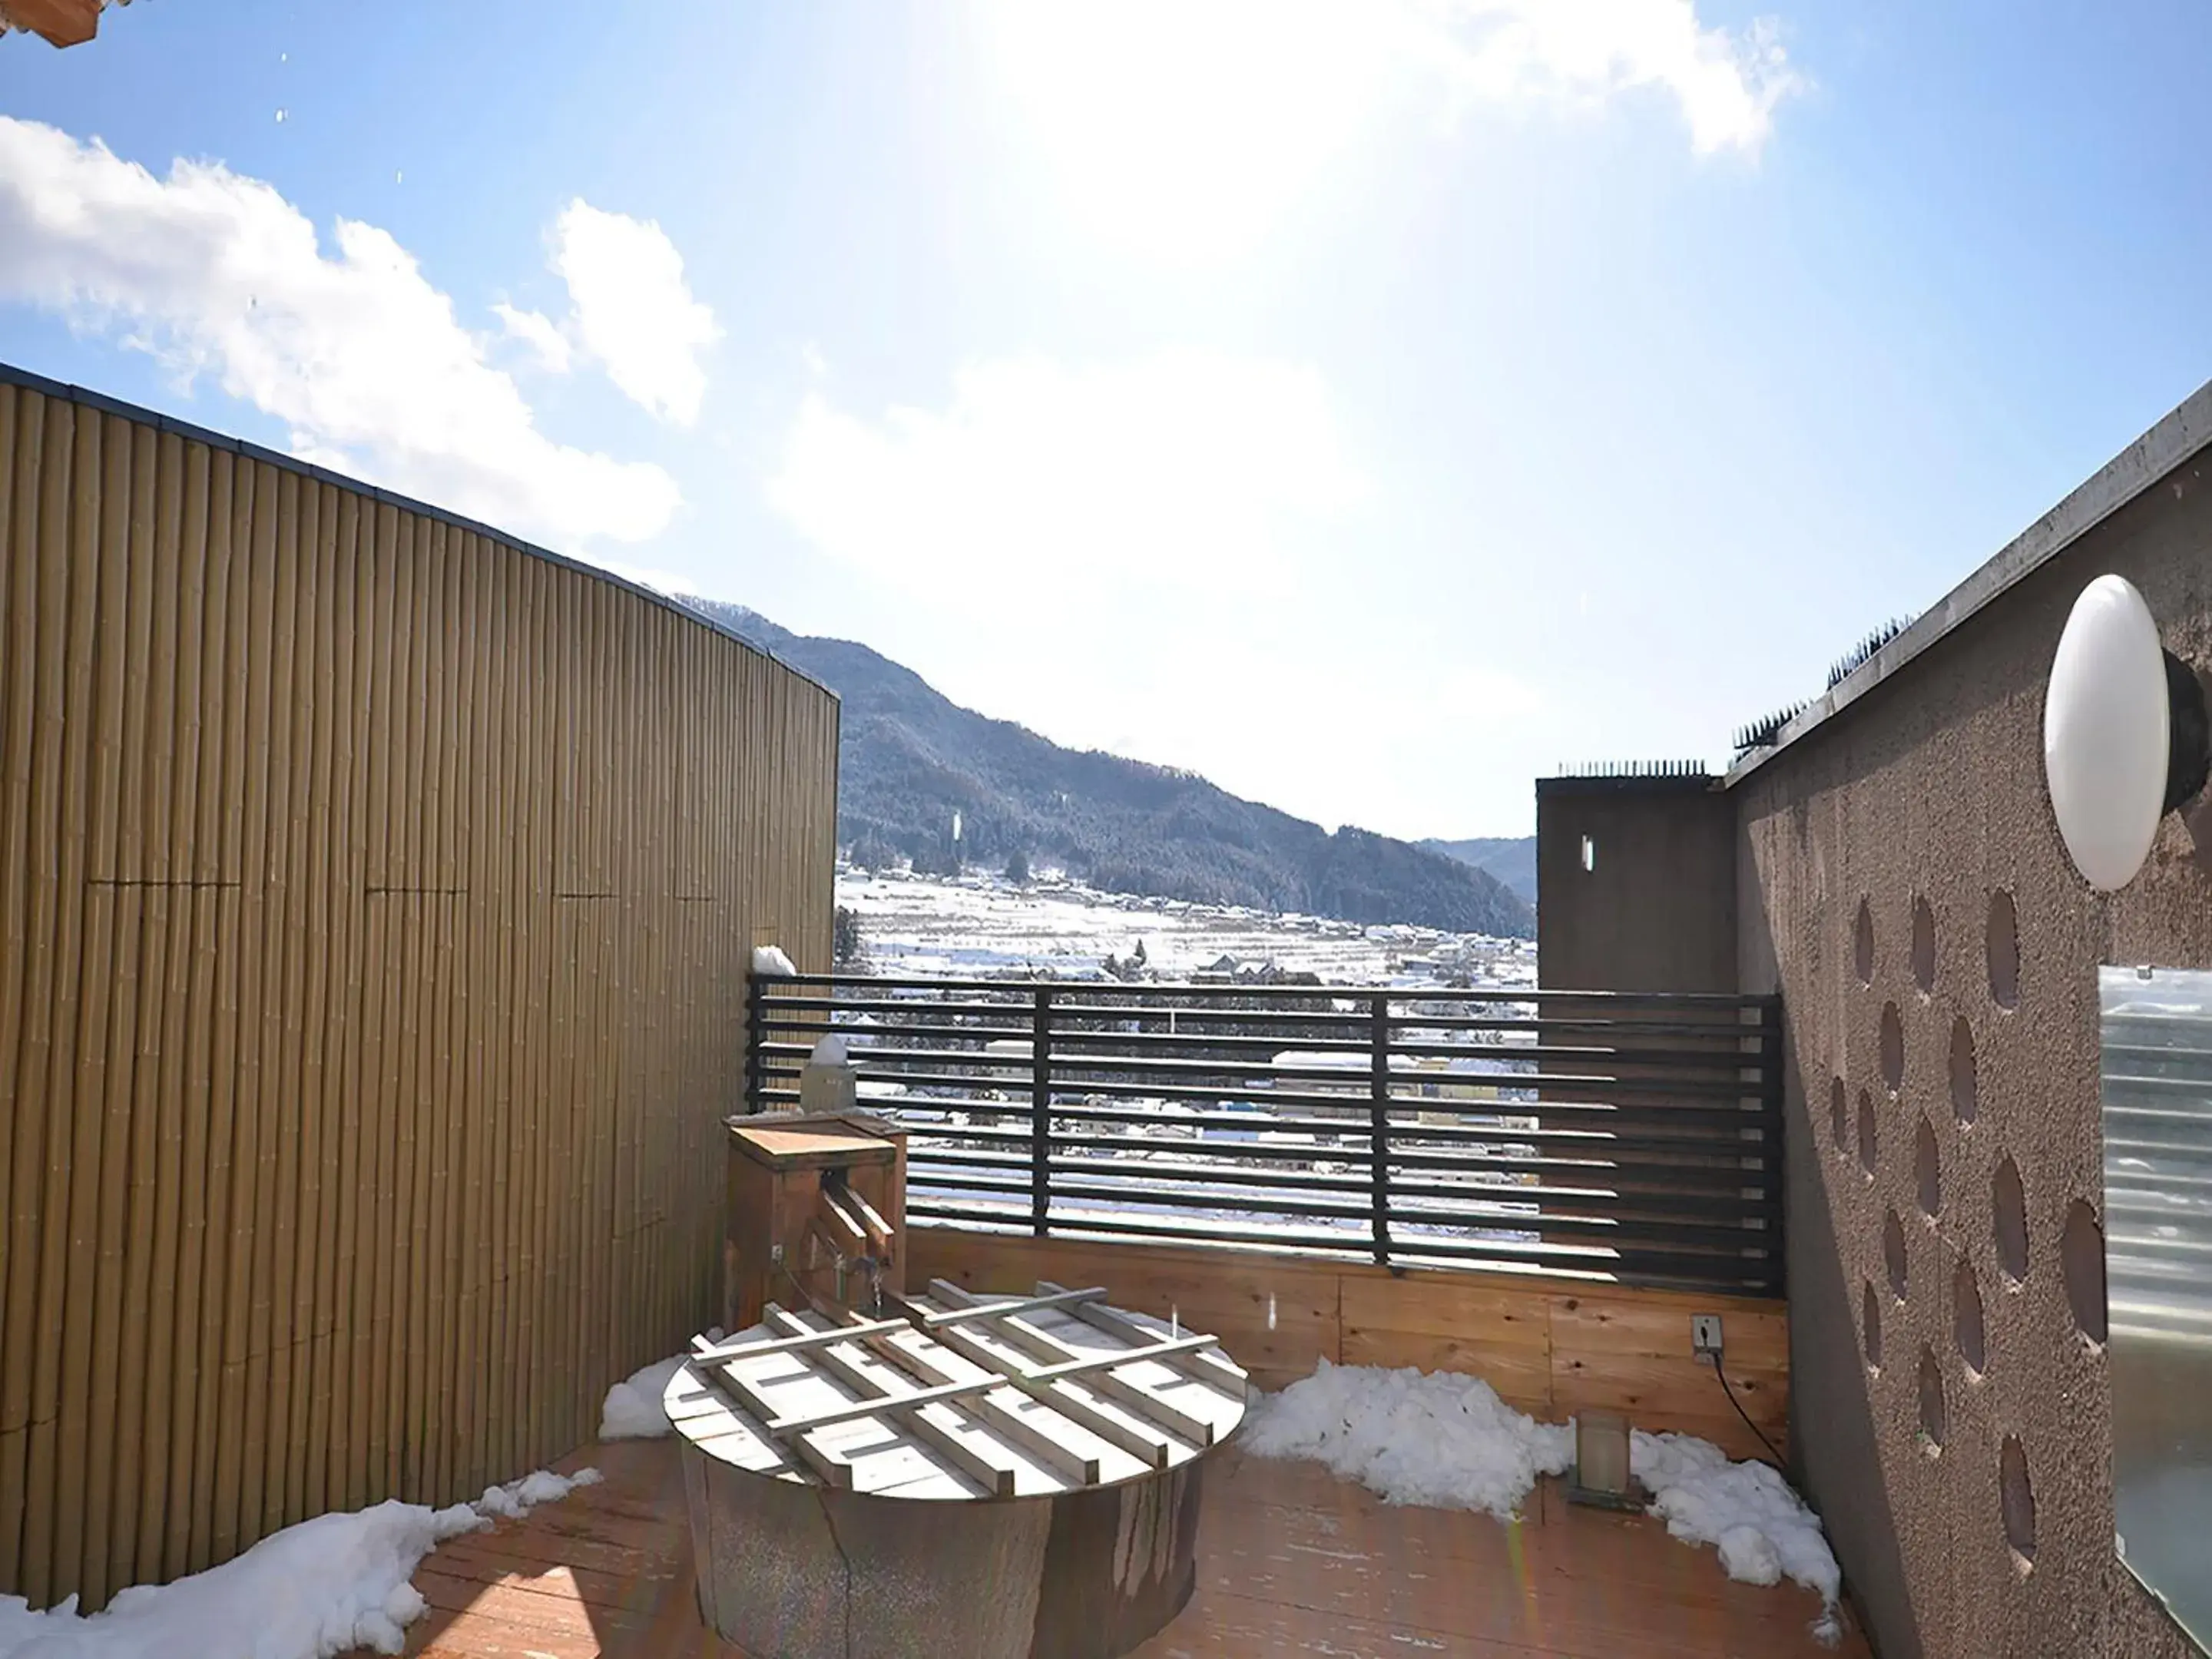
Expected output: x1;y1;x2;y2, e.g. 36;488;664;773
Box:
347;1437;1868;1659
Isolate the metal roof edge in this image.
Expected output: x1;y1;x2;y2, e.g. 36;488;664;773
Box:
0;359;837;703
1726;376;2212;788
1535;774;1723;796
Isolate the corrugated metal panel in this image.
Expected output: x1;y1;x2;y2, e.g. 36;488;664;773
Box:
2102;965;2212;1650
0;378;839;1611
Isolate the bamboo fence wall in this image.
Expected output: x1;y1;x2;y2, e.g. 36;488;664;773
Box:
0;371;839;1613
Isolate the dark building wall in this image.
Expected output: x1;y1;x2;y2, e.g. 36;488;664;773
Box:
1733;409;2212;1657
1535;777;1737;992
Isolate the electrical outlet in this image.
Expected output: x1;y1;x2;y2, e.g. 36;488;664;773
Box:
1692;1315;1724;1357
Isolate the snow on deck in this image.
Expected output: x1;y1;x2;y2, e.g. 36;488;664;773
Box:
0;1468;603;1657
1245;1359;1843;1646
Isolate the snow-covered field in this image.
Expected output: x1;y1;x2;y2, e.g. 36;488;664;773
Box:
815;866;1549;1255
836;866;1537;988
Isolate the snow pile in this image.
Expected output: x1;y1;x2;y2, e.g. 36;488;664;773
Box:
809;1033;849;1067
751;945;796;978
599;1330;724;1441
472;1465;601;1521
0;1461;601;1658
1244;1361;1842;1641
1634;1431;1841;1624
600;1353;691;1440
1241;1359;1571;1518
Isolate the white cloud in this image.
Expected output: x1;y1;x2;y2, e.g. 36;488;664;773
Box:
1415;0;1803;157
492;300;571;373
550;200;718;426
980;0;1801;260
0;118;680;547
590;556;704;598
767;351;1366;596
1435;660;1546;720
762;349;1562;838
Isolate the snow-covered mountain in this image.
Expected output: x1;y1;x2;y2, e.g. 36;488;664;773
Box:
681;598;1535;939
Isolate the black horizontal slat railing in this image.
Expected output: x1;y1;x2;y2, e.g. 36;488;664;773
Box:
745;973;1784;1296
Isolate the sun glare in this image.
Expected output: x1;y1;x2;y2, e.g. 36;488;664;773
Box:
977;0;1397;264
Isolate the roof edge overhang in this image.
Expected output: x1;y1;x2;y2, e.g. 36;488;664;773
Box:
1726;376;2212;788
1;0;127;49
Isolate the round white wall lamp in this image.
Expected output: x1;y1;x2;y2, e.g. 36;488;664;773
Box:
2043;574;2210;891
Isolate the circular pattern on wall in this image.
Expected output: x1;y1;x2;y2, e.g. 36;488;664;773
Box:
1857;1090;1879;1177
2062;1200;2108;1346
1917;1347;1945;1454
1880;1002;1905;1094
1954;1258;1985;1376
1884;1209;1909;1301
1912;896;1936;995
1915;1115;1942;1219
1987;890;2020;1009
1949;1016;1978;1124
2002;1436;2036;1567
1995;1157;2029;1283
1863;1280;1883;1371
1855;898;1876;986
1830;1078;1849;1154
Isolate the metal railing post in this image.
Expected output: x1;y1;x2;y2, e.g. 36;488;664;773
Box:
745;972;766;1114
1758;995;1786;1269
1370;992;1390;1267
1031;986;1051;1237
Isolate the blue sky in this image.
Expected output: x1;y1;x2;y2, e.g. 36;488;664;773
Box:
2;1;2207;839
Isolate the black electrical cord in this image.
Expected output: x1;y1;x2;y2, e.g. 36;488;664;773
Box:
1708;1353;1853;1646
1710;1350;1789;1473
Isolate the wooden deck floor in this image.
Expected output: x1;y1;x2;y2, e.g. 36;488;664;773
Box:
364;1439;1867;1659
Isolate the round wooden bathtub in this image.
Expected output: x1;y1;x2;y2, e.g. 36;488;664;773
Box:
667;1284;1249;1659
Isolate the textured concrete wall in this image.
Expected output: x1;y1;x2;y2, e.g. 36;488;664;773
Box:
1735;451;2212;1657
1536;777;1736;992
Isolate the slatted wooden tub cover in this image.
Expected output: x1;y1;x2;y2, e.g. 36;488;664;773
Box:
667;1282;1249;1659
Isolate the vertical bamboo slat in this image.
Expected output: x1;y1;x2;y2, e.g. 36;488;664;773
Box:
392;512;431;1502
0;386;26;1594
52;413;118;1610
0;378;836;1614
127;430;187;1589
185;445;247;1575
63;415;130;1611
256;465;303;1541
521;560;543;1466
435;525;473;1506
22;401;92;1609
154;433;214;1585
360;502;400;1506
522;560;558;1458
392;515;430;1505
297;480;340;1525
269;472;318;1533
220;456;280;1562
325;489;370;1516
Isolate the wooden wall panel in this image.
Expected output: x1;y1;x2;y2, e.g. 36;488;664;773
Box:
0;378;839;1612
910;1231;1790;1465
